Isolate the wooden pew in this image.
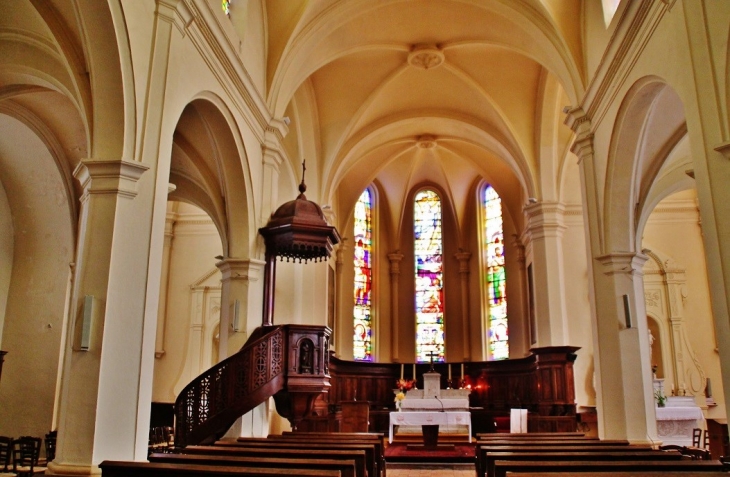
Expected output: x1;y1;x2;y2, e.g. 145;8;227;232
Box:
492;459;725;477
261;434;384;477
477;432;586;439
282;432;384;439
483;451;684;477
476;439;630;446
187;443;371;477
148;452;357;477
100;460;342;477
476;445;655;477
506;473;730;477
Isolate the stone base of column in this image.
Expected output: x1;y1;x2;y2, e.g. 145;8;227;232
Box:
46;461;102;477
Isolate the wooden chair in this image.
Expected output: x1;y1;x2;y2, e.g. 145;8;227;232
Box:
693;427;703;447
704;428;711;449
43;430;57;464
0;436;12;472
12;436;46;477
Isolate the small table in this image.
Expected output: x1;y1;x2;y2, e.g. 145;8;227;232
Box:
389;411;471;444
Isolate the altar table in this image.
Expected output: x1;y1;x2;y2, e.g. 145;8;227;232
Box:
389;411;471;443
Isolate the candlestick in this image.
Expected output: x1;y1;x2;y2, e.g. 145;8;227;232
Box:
461;363;464;379
400;364;404;380
412;363;416;379
707;378;713;397
448;363;452;380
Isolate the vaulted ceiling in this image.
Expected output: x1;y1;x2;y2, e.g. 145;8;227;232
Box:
260;0;585;233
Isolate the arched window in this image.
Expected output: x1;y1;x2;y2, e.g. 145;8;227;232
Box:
483;185;508;360
353;189;373;361
414;189;445;363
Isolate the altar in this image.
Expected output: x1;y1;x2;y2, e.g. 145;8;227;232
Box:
389;411;472;443
391;367;471;443
656;396;705;446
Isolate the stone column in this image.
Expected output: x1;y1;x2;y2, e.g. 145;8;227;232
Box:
260;119;289;224
565;115;655;442
454;251;472;360
681;1;730;425
49;159;150;476
595;252;656;444
217;258;266;360
524;201;569;346
388;252;404;361
335;239;346;354
155;198;176;358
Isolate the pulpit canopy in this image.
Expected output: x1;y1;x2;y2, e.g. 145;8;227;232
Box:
259;163;340;263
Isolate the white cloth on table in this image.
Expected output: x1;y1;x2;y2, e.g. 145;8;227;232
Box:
389;411;471;443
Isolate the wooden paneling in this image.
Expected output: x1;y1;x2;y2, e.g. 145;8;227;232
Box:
298;346;579;434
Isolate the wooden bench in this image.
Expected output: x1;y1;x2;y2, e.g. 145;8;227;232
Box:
100;460;342;477
492;459;725;477
260;434;384;477
477;439;630;446
477;432;586;439
505;473;730;477
148;452;357;477
483;451;684;477
187;444;370;477
476;445;657;477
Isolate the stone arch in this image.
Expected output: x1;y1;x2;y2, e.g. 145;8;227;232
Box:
168;94;255;259
605;76;687;253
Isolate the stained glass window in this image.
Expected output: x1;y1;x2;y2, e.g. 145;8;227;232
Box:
353;189;373;361
414;190;445;363
484;185;508;360
222;0;231;16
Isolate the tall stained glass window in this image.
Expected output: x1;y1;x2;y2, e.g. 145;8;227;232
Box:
484;185;508;360
353;189;373;361
414;190;445;362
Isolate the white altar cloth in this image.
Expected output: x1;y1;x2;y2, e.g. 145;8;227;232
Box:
656;403;705;446
389;411;471;443
400;398;469;411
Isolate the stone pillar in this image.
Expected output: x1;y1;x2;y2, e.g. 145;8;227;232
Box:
260;119;289;224
49;159;150;476
454;251;472;360
524;201;569;346
154;198;176;359
681;1;730;427
595;252;656;444
388;252;404;361
217;258;265;360
335;239;346;355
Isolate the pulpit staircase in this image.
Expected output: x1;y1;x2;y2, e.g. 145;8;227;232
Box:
174;163;339;449
174;324;331;448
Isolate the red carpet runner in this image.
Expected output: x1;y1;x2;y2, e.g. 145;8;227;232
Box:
383;443;476;463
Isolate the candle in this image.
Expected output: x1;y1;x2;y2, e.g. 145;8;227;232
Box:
400;364;404;380
448;364;452;380
412;363;416;379
461;363;464;379
707;378;713;397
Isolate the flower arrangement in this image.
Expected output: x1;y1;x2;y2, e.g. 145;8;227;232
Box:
654;389;667;407
394;391;406;410
395;379;415;391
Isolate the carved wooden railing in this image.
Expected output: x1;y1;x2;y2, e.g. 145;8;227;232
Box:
174;324;331;448
174;326;286;448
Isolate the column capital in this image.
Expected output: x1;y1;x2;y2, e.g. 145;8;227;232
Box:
524;201;567;239
73;159;149;200
388;251;405;274
216;258;266;282
596;251;649;277
454;251;471;273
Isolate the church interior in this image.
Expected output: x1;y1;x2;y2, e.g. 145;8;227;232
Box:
2;0;730;475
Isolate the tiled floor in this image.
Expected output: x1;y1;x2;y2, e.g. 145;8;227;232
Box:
386;464;475;476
